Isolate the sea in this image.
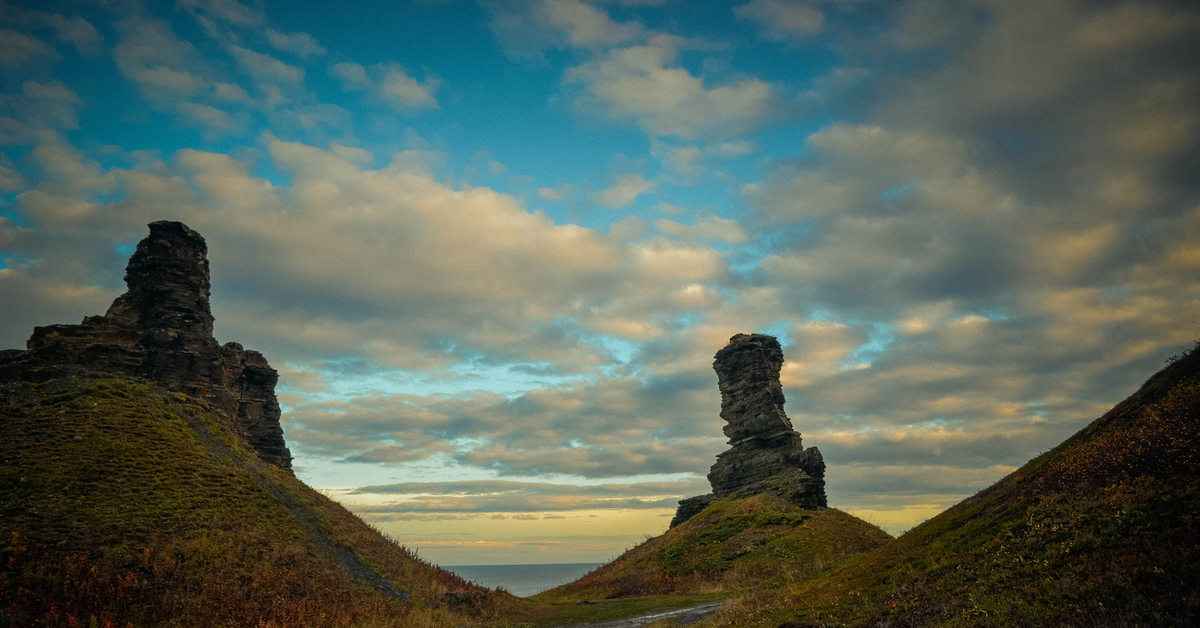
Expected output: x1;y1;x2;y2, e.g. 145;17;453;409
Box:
443;562;603;598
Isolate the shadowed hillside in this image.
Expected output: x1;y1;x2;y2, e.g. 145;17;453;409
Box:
0;222;521;627
697;343;1200;628
0;378;519;627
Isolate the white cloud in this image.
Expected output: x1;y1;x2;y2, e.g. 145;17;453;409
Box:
376;63;440;111
265;28;326;57
539;0;642;48
0;157;27;192
651;140;704;178
596;173;656;207
176;101;236;134
177;0;266;26
656;215;749;245
328;62;371;90
112;17;213;106
49;15;102;55
565;35;781;139
0;7;102;57
0;29;58;67
228;45;305;82
0;81;84;131
482;0;643;61
213;81;253;103
327;62;440;112
538;183;574;201
734;0;825;39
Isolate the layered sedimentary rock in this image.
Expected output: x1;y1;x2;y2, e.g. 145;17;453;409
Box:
0;221;292;471
671;333;825;527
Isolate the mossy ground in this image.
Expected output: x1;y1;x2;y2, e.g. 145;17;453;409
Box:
1;378;523;628
530;495;891;606
692;346;1200;628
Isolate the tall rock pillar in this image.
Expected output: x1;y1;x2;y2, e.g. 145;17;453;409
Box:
0;221;292;472
671;333;825;527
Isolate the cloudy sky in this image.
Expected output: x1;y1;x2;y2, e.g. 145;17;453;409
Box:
3;0;1199;564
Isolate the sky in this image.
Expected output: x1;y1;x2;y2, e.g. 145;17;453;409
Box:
2;0;1199;565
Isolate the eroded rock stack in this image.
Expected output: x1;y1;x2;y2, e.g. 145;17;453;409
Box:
671;333;825;527
0;221;292;471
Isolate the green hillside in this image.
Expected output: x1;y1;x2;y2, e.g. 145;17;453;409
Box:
696;344;1200;627
536;495;891;603
0;377;520;628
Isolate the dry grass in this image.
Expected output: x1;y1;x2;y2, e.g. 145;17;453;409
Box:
0;377;524;627
532;495;892;604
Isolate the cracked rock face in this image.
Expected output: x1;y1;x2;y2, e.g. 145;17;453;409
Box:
0;221;292;471
670;333;826;527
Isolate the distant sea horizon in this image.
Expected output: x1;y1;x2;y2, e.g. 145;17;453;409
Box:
442;562;603;598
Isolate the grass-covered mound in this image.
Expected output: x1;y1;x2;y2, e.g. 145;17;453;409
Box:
535;495;891;603
699;344;1200;628
0;377;521;628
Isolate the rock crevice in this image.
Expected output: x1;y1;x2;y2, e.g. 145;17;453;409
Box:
671;333;825;527
0;221;292;471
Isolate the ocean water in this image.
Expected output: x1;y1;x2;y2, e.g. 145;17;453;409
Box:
443;562;603;598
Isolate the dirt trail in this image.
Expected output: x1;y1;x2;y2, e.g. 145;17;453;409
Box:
553;601;726;627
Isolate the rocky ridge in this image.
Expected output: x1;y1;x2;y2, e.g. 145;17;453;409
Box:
0;221;291;471
671;333;825;527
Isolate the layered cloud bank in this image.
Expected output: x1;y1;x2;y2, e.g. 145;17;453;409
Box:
2;0;1198;561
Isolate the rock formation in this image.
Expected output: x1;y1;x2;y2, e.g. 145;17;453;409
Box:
0;221;292;471
671;333;825;527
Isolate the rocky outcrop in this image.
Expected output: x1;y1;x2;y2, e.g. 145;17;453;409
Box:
0;221;292;471
670;333;825;527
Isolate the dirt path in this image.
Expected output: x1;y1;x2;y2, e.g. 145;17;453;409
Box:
553;601;726;627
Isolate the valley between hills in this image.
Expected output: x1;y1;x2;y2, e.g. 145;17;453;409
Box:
3;223;1197;627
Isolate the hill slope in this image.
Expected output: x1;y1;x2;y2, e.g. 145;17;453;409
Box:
698;344;1200;627
536;495;891;602
0;377;518;628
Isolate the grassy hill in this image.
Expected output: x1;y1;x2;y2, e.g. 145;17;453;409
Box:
535;495;891;603
0;377;521;628
695;343;1200;628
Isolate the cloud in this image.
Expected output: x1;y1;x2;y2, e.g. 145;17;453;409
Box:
0;81;84;132
265;29;326;57
0;29;58;67
112;17;213;105
565;35;781;139
0;6;103;57
538;0;643;48
655;216;749;245
284;366;726;477
345;478;711;514
596;173;655;207
228;45;305;82
482;0;644;61
328;62;440;112
734;0;825;40
329;62;371;90
177;0;266;26
538;183;574;201
176;101;237;133
49;15;103;55
651;140;703;178
377;63;440;111
0;157;27;192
